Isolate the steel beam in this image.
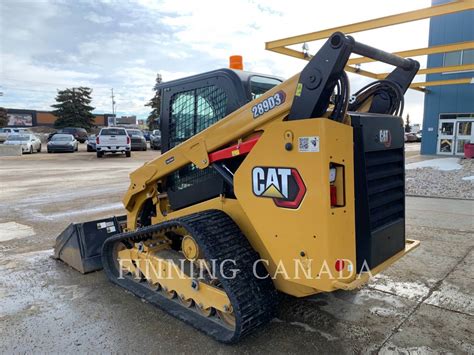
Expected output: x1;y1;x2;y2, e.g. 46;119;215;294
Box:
349;41;474;65
411;77;473;87
265;0;474;92
379;63;474;78
266;0;474;50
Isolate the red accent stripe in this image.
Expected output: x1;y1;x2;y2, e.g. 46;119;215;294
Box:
208;136;260;163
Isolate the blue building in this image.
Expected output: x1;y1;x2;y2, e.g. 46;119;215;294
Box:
421;0;474;155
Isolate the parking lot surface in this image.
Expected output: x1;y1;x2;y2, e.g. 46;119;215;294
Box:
0;145;473;353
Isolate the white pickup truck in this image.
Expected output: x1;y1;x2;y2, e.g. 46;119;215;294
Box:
95;127;131;158
0;127;29;143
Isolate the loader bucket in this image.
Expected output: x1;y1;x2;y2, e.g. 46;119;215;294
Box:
53;216;125;274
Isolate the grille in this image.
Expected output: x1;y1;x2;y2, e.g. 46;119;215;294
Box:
365;149;404;231
168;85;227;191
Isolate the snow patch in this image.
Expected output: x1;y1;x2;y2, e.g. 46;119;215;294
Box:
406;158;462;171
462;175;474;181
290;321;338;341
0;222;35;242
369;274;430;301
25;202;123;221
369;306;401;317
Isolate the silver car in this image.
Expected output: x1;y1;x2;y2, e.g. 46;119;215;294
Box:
126;129;147;151
47;134;79;153
3;134;42;154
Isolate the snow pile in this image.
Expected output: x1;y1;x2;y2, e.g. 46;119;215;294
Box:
406;158;462;171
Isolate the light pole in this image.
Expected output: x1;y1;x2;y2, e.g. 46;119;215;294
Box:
111;88;116;115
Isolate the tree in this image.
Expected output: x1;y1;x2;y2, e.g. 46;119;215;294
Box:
404;113;411;133
145;74;162;130
51;87;95;129
0;107;7;128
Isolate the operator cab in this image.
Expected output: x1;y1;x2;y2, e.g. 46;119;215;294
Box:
157;69;283;210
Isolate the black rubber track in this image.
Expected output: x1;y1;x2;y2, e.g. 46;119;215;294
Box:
102;209;278;343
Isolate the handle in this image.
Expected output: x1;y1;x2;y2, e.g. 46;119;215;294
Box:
351;38;415;71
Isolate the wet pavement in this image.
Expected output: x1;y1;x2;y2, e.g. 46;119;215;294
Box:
0;145;473;353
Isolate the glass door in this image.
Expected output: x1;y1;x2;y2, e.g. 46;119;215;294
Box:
455;120;474;155
437;120;455;155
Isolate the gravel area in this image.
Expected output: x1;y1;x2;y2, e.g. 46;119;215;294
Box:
406;158;474;199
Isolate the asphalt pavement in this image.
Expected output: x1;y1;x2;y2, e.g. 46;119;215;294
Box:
0;143;472;353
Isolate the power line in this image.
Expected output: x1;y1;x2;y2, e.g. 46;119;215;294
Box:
1;86;58;93
2;76;152;90
1;76;112;89
0;85;120;98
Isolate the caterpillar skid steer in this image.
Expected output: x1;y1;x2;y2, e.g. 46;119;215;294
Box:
54;32;420;343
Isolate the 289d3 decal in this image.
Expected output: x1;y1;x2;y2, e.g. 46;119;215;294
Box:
251;90;286;119
252;167;306;209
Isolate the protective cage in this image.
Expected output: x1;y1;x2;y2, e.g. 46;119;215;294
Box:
167;85;229;210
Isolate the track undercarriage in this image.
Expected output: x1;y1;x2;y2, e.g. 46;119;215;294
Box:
101;210;278;343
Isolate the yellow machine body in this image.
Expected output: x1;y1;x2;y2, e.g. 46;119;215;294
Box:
121;73;418;297
53;32;422;342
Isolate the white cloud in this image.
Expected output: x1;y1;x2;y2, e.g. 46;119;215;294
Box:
119;22;134;28
2;54;99;86
2;0;434;123
84;12;113;24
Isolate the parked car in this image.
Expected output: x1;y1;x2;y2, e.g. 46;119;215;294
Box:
86;134;97;152
415;131;422;142
404;132;417;142
48;127;88;143
150;129;161;150
47;134;79;153
96;127;131;158
3;134;42;154
0;127;29;143
126;129;147;151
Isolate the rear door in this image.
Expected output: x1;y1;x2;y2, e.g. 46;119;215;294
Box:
99;128;128;145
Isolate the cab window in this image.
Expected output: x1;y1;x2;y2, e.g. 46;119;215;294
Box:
250;76;282;99
169;85;227;148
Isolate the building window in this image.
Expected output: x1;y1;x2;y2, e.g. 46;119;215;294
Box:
443;51;462;66
462;49;474;65
443;50;474;66
440;113;474;120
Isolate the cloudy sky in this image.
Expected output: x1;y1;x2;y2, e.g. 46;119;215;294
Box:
1;0;431;123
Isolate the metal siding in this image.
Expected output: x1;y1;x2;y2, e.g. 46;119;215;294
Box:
421;2;474;154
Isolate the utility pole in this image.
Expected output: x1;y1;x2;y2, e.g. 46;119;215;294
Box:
111;88;116;115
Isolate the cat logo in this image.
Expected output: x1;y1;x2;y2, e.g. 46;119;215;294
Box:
252;167;306;209
379;129;392;147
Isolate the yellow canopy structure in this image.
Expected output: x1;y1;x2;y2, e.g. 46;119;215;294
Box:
265;0;474;92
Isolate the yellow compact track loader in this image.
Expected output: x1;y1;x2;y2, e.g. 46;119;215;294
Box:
54;32;420;343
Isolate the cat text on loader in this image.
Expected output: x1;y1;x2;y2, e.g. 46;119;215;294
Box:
54;32;420;343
